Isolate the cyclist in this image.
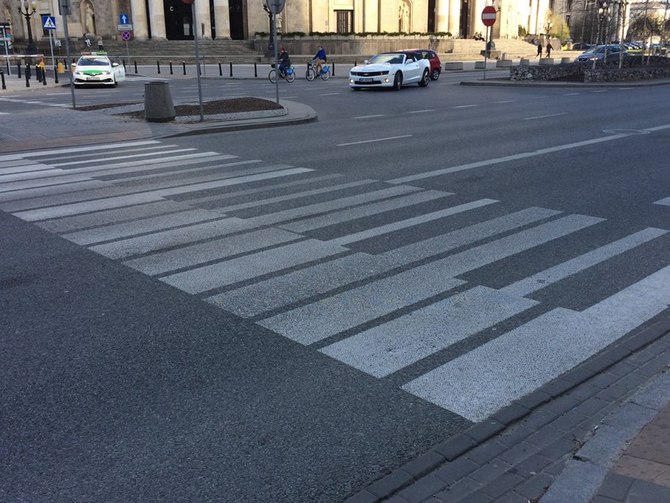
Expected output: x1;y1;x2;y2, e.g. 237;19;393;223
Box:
312;45;327;75
278;47;291;76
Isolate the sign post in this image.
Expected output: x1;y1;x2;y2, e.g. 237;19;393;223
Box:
118;14;133;64
59;0;76;108
42;16;57;72
265;0;286;104
481;6;497;80
181;0;203;121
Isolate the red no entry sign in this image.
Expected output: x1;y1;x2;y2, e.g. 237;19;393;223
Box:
481;6;497;27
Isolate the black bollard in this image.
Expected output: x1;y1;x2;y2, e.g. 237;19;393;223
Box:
169;61;173;75
182;61;186;75
1;71;6;90
35;65;41;83
229;62;233;77
54;65;59;84
332;62;335;77
25;68;30;87
157;60;160;74
254;62;257;77
42;68;47;85
17;61;21;79
122;60;126;71
134;60;138;74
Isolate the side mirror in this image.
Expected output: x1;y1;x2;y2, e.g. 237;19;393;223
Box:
112;62;119;67
363;60;369;64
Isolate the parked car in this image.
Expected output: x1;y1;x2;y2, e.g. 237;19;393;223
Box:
575;44;628;63
73;52;125;88
404;48;442;80
349;51;431;91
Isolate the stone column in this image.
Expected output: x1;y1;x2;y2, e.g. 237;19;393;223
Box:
147;0;166;39
448;0;460;36
130;0;149;39
434;0;448;32
213;0;230;38
196;0;212;38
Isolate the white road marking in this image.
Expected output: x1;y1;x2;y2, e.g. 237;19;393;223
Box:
494;100;515;104
592;89;607;93
318;92;340;96
453;104;478;109
407;109;435;114
337;134;412;147
563;93;580;96
353;114;385;119
387;124;670;184
523;112;567;121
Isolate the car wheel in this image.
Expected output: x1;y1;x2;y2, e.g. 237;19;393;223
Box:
430;68;440;81
352;87;361;91
393;72;403;91
113;77;118;88
418;69;430;87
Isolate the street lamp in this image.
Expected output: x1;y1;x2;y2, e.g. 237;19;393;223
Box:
18;0;38;54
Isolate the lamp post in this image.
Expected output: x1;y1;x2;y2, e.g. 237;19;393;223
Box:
18;0;38;54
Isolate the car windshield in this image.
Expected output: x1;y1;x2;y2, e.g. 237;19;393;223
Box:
368;53;404;65
78;58;110;66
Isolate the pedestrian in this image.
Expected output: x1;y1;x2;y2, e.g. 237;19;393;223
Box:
546;41;553;58
97;35;104;51
536;39;543;57
84;34;92;48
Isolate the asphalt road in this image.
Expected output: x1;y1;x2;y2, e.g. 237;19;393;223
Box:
1;74;669;502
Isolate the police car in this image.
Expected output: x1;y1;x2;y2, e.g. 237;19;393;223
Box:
73;52;126;88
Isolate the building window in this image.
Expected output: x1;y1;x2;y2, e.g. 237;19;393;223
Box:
335;10;353;33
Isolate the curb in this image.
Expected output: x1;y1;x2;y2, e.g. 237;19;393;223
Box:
461;77;670;88
345;315;670;503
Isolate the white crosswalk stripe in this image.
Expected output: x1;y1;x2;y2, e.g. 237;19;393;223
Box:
4;140;669;425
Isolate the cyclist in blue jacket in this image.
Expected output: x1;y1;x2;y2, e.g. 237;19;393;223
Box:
313;45;327;75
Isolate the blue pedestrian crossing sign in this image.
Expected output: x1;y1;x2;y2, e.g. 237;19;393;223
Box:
42;15;56;30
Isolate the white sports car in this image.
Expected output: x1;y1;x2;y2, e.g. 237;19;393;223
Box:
73;52;126;88
349;51;431;91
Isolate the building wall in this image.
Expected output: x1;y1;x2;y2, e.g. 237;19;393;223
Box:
4;0;557;45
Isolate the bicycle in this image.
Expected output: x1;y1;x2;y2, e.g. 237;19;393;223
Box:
268;63;295;83
305;60;331;81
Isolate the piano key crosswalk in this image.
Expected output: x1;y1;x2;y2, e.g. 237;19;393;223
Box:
2;140;668;423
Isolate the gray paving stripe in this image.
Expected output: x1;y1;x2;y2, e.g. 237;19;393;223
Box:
36;201;192;233
61;209;226;245
279;190;452;233
216;179;376;213
0;159;40;170
403;264;670;421
381;207;562;266
654;196;670;206
16;140;160;158
0;163;55;176
107;159;259;183
501;227;669;297
49;148;198;167
328;199;499;246
258;270;467;345
207;208;562;318
0;180;112;203
5;168;313;215
111;164;295;191
179;174;346;205
244;185;422;227
13;193;169;222
153;168;315;198
320;286;538;377
160;239;349;294
0;173;98;193
89;217;254;260
123;228;303;276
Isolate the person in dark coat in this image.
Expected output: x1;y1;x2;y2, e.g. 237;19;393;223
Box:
536;39;543;57
546;41;553;57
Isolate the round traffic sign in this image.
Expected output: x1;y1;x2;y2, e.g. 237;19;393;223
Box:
121;31;132;41
481;6;497;27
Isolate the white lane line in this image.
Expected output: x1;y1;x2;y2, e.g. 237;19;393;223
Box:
494;100;515;104
592;90;607;93
407;109;435;114
337;134;412;147
388;128;657;184
523;112;567;121
453;104;478;109
353;114;386;119
318;92;340;96
654;196;670;206
0;112;9;115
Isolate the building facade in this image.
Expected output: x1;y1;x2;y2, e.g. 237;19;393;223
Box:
4;0;558;45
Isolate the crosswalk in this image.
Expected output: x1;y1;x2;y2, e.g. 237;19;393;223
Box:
1;140;669;423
